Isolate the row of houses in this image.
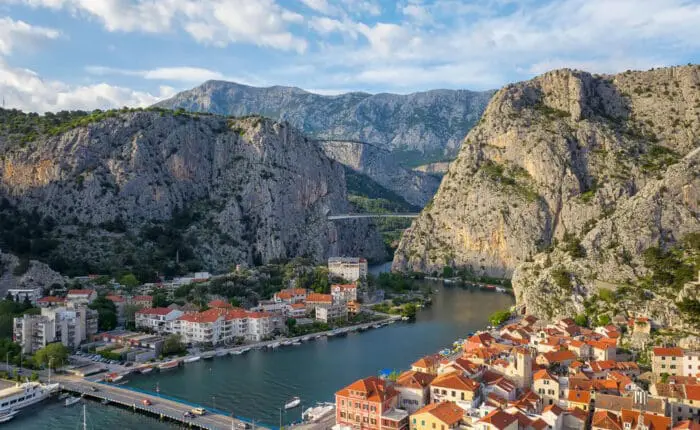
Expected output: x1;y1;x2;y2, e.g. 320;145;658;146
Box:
135;300;282;344
255;285;360;323
333;313;697;430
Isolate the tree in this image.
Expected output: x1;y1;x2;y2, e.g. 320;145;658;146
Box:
152;292;170;308
574;314;588;327
488;310;511;327
119;273;140;291
442;266;454;278
123;304;141;329
34;343;69;368
4;292;12;301
596;314;612;327
88;295;118;331
162;334;185;356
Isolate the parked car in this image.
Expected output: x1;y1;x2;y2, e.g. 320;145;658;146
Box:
191;408;206;416
183;411;195;418
142;399;152;406
90;386;99;392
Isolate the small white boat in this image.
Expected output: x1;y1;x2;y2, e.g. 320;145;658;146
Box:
282;340;293;346
240;347;251;353
216;350;228;357
158;360;180;370
401;316;410;321
292;341;301;346
65;396;82;407
184;356;201;363
0;410;18;423
140;366;154;374
58;392;70;400
269;342;281;349
202;352;216;360
284;397;301;409
231;350;243;355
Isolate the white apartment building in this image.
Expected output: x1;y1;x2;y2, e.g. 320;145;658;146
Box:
13;305;98;353
316;304;348;323
331;284;357;303
7;287;43;304
176;308;276;344
328;257;368;282
135;308;184;333
273;288;307;304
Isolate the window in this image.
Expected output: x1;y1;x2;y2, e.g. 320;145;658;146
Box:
371;406;376;412
422;421;425;426
432;423;436;429
451;391;456;397
363;417;368;423
342;400;345;406
413;419;417;424
461;393;465;401
364;404;368;410
371;419;376;425
341;412;346;418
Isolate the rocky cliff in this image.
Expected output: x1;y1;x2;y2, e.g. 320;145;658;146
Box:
0;109;386;276
320;141;440;207
393;65;700;320
156;81;494;156
0;250;65;294
155;82;491;205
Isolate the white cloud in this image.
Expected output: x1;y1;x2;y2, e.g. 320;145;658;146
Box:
15;0;308;52
85;65;227;82
0;17;60;55
401;4;432;25
0;60;175;113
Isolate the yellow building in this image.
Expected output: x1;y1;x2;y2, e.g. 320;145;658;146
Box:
410;401;464;430
429;371;481;408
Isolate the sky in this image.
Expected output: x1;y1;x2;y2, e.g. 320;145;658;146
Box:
0;0;699;113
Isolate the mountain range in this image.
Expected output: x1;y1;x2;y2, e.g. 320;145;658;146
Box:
156;81;494;206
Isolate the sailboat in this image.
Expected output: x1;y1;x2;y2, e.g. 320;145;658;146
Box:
284;396;301;409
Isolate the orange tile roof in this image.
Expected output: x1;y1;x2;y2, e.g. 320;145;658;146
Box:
412;354;440;369
567;389;591;404
132;295;153;301
290;303;306;309
306;293;333;303
136;307;173;316
179;308;222;323
431;371;480;392
590;360;617;372
592;410;622;430
478;409;517;430
413;401;463;425
542;350;577;363
685;384;700;402
674;421;700;430
336;376;398;403
106;295;125;303
533;369;557;381
653;347;684;357
397;370;436;389
620;409;671;430
467;332;495;346
542;404;564;416
588;339;616;350
37;296;66;303
567;407;589;422
67;289;95;295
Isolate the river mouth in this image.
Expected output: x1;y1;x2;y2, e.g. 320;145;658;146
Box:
122;278;513;427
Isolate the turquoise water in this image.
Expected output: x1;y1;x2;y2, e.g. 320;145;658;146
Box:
7;272;513;429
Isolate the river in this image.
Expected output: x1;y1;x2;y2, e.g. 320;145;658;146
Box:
6;266;513;429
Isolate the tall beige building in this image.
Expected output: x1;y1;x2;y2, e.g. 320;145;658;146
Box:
328;257;368;282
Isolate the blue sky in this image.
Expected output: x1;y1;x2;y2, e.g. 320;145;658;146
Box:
1;0;699;112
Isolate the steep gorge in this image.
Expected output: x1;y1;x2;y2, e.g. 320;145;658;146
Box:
394;65;700;321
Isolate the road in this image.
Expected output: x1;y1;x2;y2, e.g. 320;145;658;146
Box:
59;375;261;430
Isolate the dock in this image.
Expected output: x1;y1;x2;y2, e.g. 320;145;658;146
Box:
59;377;273;430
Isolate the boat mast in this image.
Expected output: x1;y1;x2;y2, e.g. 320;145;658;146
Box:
83;404;87;430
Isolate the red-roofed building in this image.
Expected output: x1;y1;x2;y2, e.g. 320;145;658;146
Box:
430;371;481;408
336;376;404;430
331;284;357;303
588;339;617;361
130;295;153;308
464;332;495;352
592;410;622;430
477;409;518;430
537;350;577;367
620;409;671;430
36;296;66;308
566;389;591;411
412;354;441;374
533;369;561;406
273;288;307;304
305;293;333;310
66;289;97;305
395;370;435;413
208;299;233;309
410;401;464;430
135;307;183;332
652;347;685;377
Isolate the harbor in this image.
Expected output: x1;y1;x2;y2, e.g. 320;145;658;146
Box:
3;280;514;429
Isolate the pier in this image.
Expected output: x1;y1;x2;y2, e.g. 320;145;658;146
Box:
59;377;272;430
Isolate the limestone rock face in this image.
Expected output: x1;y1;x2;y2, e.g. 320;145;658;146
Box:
155;82;493;205
0;251;65;294
320;141;440;207
0;111;386;272
394;65;700;305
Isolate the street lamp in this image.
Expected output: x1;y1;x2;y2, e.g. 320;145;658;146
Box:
212;395;216;410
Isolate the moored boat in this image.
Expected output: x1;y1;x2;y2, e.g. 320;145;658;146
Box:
202;351;216;360
284;396;301;409
65;396;82;407
105;373;123;383
184;356;201;363
139;366;154;374
158;360;180;370
0;382;59;415
231;350;243;355
216;350;228;357
0;410;19;423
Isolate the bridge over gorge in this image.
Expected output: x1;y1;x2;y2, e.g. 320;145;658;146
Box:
327;213;420;220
